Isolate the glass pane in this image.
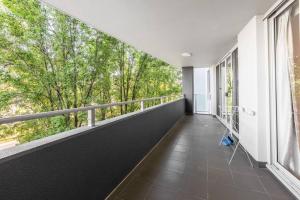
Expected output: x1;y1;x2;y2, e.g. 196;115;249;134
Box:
194;68;210;113
226;56;233;123
232;49;239;132
221;62;226;119
275;1;300;179
216;65;221;116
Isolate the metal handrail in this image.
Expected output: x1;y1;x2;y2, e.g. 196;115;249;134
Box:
0;95;183;126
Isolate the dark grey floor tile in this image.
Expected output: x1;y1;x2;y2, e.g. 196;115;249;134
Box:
185;160;207;174
207;158;230;171
145;185;179;200
232;172;266;193
207;151;227;161
269;195;299;200
192;149;207;156
135;165;161;183
144;153;167;164
186;153;207;165
208;167;234;186
118;178;152;200
184;168;207;181
228;158;257;176
162;159;186;173
152;170;186;191
269;194;297;200
260;176;296;200
174;144;189;153
108;196;125;200
254;168;273;178
235;188;271;200
169;151;189;162
181;173;208;199
207;182;239;200
177;193;206;200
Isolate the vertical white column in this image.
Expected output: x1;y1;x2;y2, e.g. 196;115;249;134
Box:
140;101;144;111
88;109;96;127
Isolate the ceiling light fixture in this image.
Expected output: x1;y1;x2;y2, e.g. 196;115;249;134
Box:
181;52;192;57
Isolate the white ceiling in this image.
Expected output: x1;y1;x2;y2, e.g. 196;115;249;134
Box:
41;0;276;67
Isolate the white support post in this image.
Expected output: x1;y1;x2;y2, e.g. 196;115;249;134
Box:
140;100;144;111
88;109;96;127
160;97;164;104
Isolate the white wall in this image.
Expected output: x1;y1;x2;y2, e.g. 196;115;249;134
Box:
238;16;259;160
256;16;268;162
238;16;268;162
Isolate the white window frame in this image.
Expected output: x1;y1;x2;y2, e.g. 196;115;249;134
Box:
265;0;300;198
215;45;239;138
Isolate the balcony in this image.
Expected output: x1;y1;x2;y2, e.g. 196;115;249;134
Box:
0;0;300;199
0;97;294;200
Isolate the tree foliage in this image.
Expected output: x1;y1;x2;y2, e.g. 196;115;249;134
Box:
0;0;181;143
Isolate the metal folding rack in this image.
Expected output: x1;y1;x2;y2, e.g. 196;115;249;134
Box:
219;106;254;168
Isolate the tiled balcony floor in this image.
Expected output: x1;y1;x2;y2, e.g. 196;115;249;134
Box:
108;115;295;200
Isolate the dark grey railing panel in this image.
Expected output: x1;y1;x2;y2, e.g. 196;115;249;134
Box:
0;99;185;200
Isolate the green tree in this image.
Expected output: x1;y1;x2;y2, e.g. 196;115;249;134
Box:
0;0;181;143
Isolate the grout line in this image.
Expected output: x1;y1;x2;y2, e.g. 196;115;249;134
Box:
258;175;270;195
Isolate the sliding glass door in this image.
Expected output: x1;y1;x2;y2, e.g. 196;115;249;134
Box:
216;65;221;116
220;61;226;119
194;68;210;114
232;49;239;132
226;56;233;124
216;51;239;133
268;0;300;195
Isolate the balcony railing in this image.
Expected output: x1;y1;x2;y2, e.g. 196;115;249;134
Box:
0;95;183;127
0;95;186;200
